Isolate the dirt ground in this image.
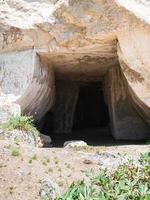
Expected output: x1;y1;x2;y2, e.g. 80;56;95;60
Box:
0;137;149;200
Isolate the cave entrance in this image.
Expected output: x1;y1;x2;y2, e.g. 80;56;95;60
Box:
41;80;112;147
73;82;109;130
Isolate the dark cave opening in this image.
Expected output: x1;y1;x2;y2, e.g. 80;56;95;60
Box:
73;82;109;130
40;80;113;147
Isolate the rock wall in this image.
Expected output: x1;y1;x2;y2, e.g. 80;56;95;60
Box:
17;52;55;121
104;66;150;140
117;29;150;125
0;49;55;122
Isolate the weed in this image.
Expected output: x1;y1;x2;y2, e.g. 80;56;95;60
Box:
55;160;58;165
29;154;37;164
66;164;71;169
42;157;51;166
0;115;39;138
58;181;64;187
42;161;47;166
54;157;59;165
11;148;20;157
48;168;53;173
9;186;15;194
32;154;37;160
29;159;32;164
58;167;61;172
57;152;150;200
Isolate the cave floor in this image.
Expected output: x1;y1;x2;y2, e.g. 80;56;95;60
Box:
51;127;145;147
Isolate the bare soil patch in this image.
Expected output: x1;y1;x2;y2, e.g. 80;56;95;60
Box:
0;140;149;200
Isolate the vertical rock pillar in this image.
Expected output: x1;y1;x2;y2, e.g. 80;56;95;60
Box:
104;66;150;140
52;80;79;134
0;49;55;123
17;51;55;122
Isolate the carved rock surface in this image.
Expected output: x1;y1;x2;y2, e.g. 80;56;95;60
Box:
0;49;55;122
0;0;149;139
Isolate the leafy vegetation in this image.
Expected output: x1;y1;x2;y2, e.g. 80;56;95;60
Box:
29;154;38;164
57;152;150;200
0;115;39;138
11;148;21;157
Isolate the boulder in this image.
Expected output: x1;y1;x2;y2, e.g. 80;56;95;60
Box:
39;179;61;200
40;134;52;147
0;129;41;147
64;140;87;148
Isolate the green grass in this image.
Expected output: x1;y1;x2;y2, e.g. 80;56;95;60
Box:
11;148;20;157
56;152;150;200
29;154;37;164
0;115;39;138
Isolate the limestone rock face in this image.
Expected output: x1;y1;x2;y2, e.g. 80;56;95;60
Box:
0;0;149;139
104;66;150;140
0;102;21;123
0;49;55;122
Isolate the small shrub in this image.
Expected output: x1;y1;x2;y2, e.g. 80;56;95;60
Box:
0;115;39;138
9;186;15;194
29;154;37;164
42;161;47;166
57;152;150;200
32;154;37;160
29;159;32;164
11;148;20;157
48;168;53;173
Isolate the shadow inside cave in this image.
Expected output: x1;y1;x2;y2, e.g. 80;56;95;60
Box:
50;127;145;148
40;81;145;148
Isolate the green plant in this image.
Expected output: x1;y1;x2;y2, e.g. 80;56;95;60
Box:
0;115;39;138
146;140;150;145
42;161;47;166
32;154;37;160
58;167;62;173
42;157;51;166
29;154;37;163
11;148;20;157
48;168;53;173
9;186;15;194
57;181;98;200
57;152;150;200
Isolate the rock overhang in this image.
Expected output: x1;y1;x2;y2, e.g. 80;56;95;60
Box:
38;36;118;81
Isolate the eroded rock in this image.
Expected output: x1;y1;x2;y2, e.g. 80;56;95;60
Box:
40;134;52;147
39;179;61;200
104;65;150;140
0;129;41;147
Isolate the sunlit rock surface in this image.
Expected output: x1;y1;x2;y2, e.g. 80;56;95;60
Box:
0;0;149;139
